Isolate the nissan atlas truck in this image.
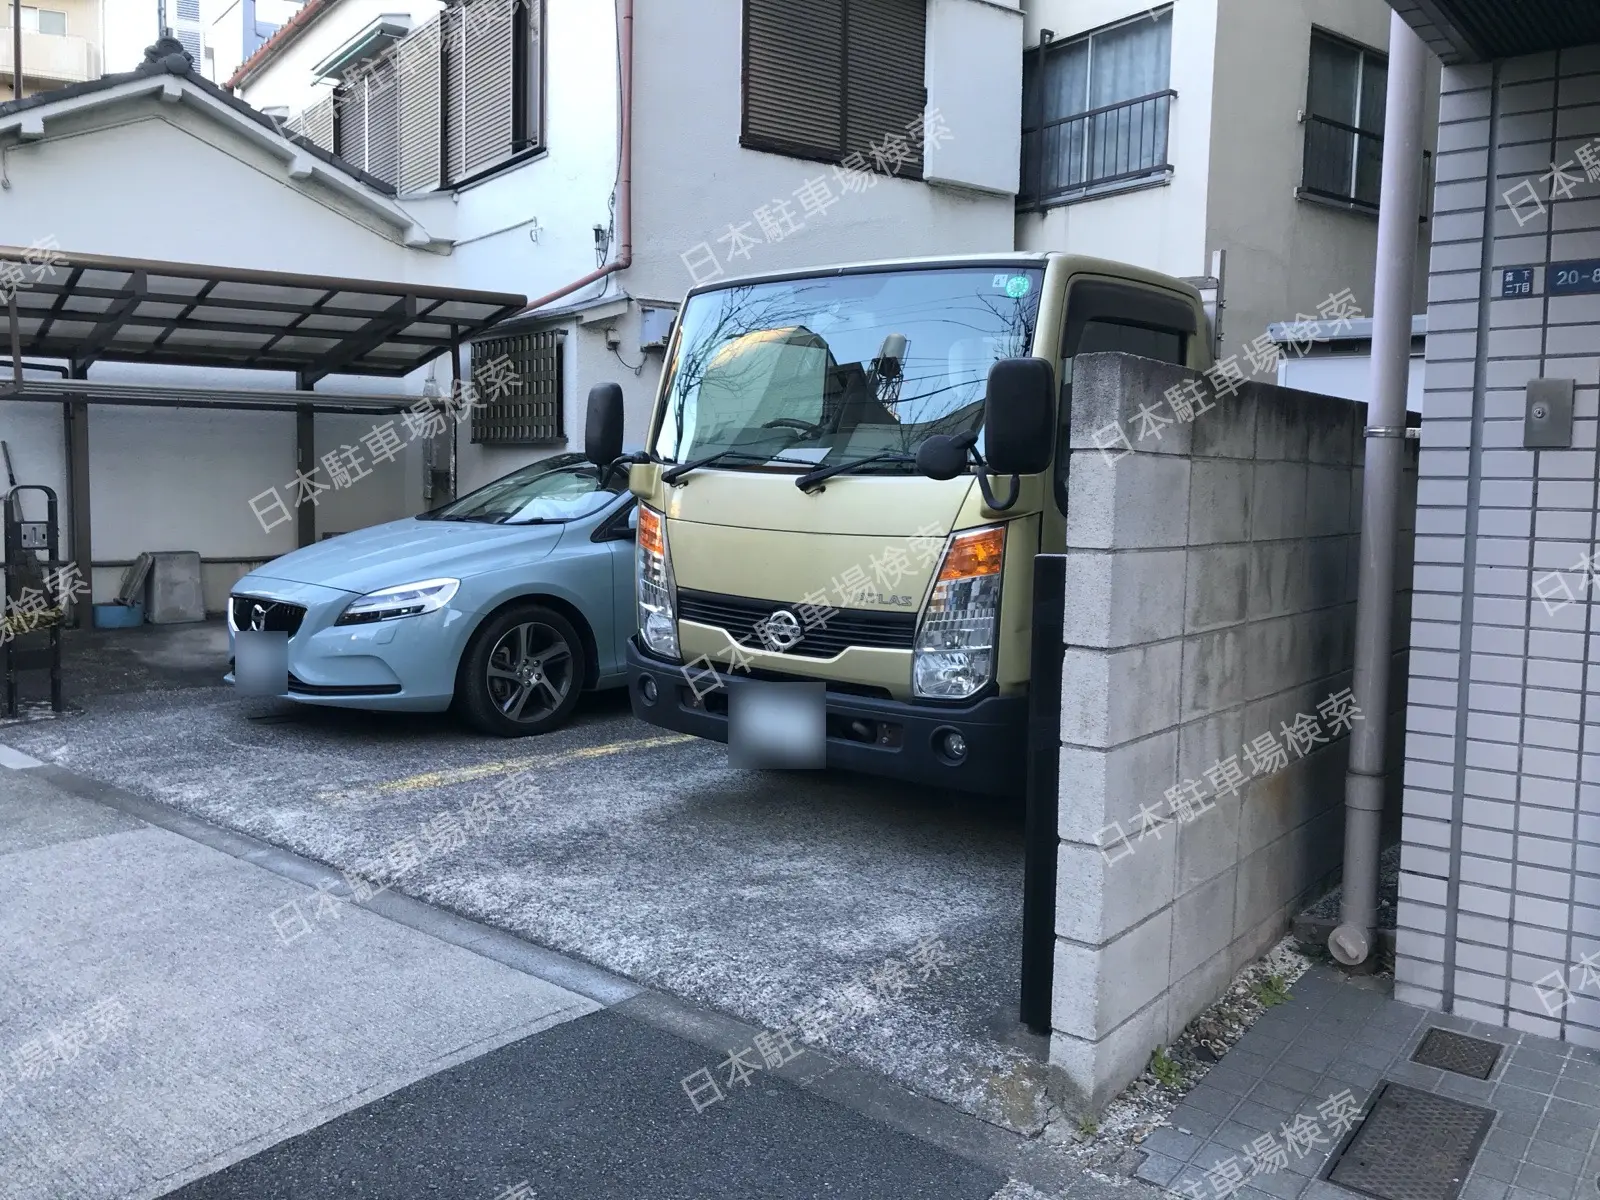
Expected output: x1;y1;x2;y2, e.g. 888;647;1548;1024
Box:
584;253;1213;797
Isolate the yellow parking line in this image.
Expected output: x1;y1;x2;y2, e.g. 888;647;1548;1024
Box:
320;733;697;802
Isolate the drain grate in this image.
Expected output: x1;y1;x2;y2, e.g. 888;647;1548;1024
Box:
1411;1028;1503;1080
1327;1081;1495;1200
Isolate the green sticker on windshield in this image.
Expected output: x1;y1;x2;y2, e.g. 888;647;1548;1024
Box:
1004;275;1031;298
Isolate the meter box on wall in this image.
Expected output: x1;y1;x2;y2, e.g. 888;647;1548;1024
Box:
639;305;677;351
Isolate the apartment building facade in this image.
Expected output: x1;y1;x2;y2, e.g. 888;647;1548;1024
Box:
231;0;1024;493
1;0;104;96
1017;0;1440;367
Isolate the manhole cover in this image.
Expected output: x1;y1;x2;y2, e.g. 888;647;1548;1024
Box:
1412;1028;1502;1079
1327;1081;1494;1200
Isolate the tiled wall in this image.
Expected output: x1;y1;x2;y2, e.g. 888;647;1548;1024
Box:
1051;352;1415;1112
1396;44;1600;1047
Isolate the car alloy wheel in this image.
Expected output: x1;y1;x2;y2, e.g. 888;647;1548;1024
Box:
484;620;575;724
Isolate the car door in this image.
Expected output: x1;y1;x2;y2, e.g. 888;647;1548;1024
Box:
592;499;638;680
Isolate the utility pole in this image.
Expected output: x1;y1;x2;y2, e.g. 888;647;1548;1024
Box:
12;0;22;101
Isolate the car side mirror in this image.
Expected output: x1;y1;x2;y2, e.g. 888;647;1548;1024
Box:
982;358;1055;476
585;383;625;467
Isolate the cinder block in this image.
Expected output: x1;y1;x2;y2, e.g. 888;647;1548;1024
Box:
1304;399;1358;466
1243;615;1299;702
1247;541;1307;621
1060;641;1183;748
1254;387;1312;462
1251;463;1309;541
1070;354;1197;456
1066;451;1193;550
1306;537;1348;612
1180;626;1247;723
1166;951;1236;1046
1307;467;1352;536
1059;732;1180;844
1049;994;1168;1114
1186;545;1251;632
1188;460;1253;545
1170;867;1237;980
1051;910;1174;1040
1056;839;1175;946
1190;386;1257;460
1064;548;1189;649
1234;838;1296;935
1176;791;1243;894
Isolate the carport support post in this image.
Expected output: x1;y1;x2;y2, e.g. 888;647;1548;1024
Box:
449;337;463;500
295;401;315;548
64;364;91;627
1021;554;1066;1032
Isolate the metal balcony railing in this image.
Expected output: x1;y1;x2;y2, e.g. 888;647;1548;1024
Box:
1300;113;1384;211
1019;89;1176;210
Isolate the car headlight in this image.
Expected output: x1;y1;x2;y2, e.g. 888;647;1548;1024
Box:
335;578;460;626
636;505;679;658
913;525;1004;700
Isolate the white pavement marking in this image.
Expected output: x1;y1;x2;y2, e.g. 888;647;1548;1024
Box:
0;742;44;769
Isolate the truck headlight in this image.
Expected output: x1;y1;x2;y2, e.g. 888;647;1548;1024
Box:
637;505;679;658
336;578;459;625
913;525;1004;700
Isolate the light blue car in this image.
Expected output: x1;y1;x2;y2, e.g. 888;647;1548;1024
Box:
226;452;638;736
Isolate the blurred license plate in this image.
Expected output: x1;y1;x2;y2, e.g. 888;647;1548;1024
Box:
728;681;825;769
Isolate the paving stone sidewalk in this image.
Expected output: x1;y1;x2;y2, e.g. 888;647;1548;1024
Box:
1135;966;1600;1200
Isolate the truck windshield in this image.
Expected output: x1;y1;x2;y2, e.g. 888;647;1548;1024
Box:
653;266;1045;474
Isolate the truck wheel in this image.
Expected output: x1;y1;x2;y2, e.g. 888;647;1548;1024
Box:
456;603;585;737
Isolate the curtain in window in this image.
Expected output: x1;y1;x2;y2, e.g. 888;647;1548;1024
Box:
1023;13;1170;201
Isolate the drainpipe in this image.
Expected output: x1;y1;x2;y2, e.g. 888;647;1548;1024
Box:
1329;9;1429;969
514;0;632;316
12;0;22;101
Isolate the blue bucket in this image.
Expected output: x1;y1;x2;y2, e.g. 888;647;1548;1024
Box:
92;602;145;629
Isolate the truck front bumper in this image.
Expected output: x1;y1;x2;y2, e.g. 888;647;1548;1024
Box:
626;639;1027;797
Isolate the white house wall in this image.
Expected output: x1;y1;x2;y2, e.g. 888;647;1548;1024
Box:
236;0;445;115
1204;0;1437;363
1015;0;1218;284
628;0;1020;307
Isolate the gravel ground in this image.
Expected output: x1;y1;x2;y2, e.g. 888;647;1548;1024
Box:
1;682;1055;1134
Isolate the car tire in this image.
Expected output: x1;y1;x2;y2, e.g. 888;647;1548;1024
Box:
456;603;587;737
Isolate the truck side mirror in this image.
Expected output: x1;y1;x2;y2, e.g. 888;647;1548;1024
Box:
982;358;1055;476
585;383;625;467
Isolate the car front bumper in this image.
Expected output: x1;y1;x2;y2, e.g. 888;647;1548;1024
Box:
625;638;1027;797
225;576;472;711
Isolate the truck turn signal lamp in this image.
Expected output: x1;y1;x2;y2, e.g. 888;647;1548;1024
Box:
913;524;1005;700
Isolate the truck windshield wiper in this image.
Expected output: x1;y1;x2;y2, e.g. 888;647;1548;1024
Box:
795;452;916;492
662;449;822;484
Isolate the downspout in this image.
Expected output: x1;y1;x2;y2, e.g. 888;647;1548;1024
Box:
12;0;22;101
515;0;632;316
1329;9;1429;968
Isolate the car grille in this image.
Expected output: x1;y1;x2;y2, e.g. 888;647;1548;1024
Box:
676;589;916;659
231;595;307;637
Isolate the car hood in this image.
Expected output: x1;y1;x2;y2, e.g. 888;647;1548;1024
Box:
245;517;566;594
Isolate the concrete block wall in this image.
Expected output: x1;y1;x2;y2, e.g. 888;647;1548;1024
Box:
1395;44;1600;1047
1050;352;1416;1112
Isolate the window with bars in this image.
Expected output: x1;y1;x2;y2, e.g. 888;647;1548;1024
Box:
1300;31;1386;211
471;331;565;445
741;0;926;178
299;0;542;190
1019;10;1174;209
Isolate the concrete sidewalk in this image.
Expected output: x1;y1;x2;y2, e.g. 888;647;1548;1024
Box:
0;752;1104;1200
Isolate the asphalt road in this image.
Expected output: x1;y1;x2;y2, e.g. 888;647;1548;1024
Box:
1;676;1050;1133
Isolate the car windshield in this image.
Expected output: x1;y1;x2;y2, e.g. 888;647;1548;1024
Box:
652;266;1044;474
419;453;623;524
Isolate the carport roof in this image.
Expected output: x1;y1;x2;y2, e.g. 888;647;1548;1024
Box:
1384;0;1600;64
0;245;526;383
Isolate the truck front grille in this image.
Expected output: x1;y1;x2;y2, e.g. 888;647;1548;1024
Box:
677;589;915;658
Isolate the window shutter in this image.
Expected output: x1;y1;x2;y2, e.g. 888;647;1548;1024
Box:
365;56;401;183
471;331;565;445
742;0;845;160
336;79;368;167
844;0;925;177
443;5;468;183
300;95;336;152
462;0;517;177
396;16;443;193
